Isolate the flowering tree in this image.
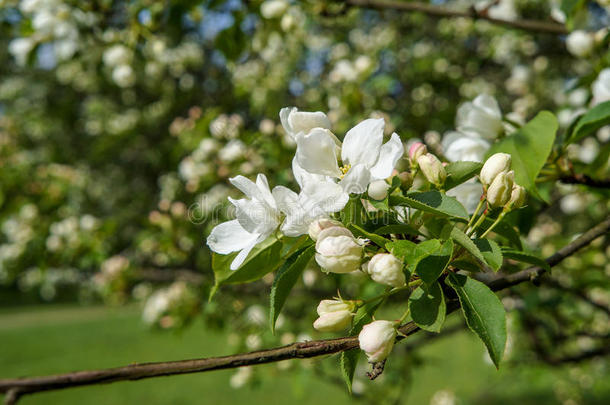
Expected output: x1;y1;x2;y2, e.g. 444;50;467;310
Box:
1;0;610;404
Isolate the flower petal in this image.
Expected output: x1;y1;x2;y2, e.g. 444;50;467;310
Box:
296;128;342;177
341;118;384;168
302;181;349;213
256;174;277;209
229;175;260;200
369;132;404;179
339;163;371;194
279;106;297;137
272;185;300;214
292;157;328;189
230;233;268;270
206;219;260;255
442;131;490;163
289;110;331;135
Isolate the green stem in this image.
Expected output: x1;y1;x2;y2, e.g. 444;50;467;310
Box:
359;279;422;306
397;306;411;324
465;198;485;231
479;212;506;239
467;210;488;237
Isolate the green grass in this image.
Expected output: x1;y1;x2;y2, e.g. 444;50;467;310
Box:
0;305;608;404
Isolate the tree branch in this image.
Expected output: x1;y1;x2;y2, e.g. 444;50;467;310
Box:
559;173;610;189
1;216;608;404
344;0;568;35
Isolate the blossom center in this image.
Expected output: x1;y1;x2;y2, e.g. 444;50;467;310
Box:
339;164;351;179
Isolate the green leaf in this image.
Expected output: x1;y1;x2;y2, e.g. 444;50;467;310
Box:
349;224;390;248
501;249;551;272
269;245;315;333
386;239;418;265
390;191;468;220
444;161;483;190
341;198;366;227
449;226;485;264
374;224;421;237
408;282;446;332
452;259;483;273
340;301;381;392
488;111;558;199
568;101;610;143
210;237;283;299
446;273;507;369
412;239;454;285
473;238;503;272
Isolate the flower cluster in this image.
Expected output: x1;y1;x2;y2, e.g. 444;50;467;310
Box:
208;106;530;366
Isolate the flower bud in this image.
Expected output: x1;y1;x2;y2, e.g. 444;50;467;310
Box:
480;153;511;187
507;184;526;210
368;180;390;200
417;153;446;186
397;171;413;191
487;170;514;208
408;142;427;162
308;218;343;241
313;299;355;332
365;253;406;287
315;227;363;273
358;320;397;363
566;30;594;58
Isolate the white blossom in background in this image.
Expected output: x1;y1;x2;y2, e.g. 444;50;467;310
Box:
447;181;483;214
486;0;518;21
8;38;35;66
442;131;490;163
592;68;610;106
229;366;253;389
456;94;503;140
103;45;132;67
112;65;136;88
260;0;288;19
566;31;595;58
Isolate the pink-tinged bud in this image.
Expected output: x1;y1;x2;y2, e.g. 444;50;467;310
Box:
358;320;397;362
417;153;447;186
368;180;390;200
487;170;514;208
480;153;511;187
315;227;363;273
365;253;406;287
312;299;356;332
308;218;344;241
507;184;526;210
408;142;427;162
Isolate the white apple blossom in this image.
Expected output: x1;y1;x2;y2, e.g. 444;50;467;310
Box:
456;94;503;140
442;131;491;162
295;118;404;195
592;68;610;106
447;180;484;214
9;38;36;66
279;107;332;139
260;0;289;19
566;31;594;58
207;174;282;270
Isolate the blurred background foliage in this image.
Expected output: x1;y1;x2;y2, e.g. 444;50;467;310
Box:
0;0;609;404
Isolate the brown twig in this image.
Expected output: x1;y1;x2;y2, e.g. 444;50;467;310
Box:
1;216;608;404
559;173;610;189
344;0;568;35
